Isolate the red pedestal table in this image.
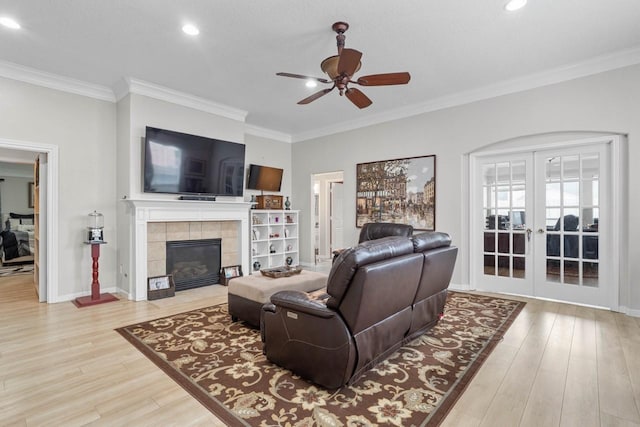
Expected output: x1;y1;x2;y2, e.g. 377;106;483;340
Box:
73;241;118;308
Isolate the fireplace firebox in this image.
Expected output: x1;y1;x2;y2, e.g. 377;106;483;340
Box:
166;239;222;291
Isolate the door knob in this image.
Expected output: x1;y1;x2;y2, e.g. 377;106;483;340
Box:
537;228;545;234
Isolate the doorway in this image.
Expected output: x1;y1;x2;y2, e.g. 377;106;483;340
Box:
472;136;619;308
311;171;344;266
0;138;58;303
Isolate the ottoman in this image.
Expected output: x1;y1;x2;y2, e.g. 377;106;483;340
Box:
228;270;328;328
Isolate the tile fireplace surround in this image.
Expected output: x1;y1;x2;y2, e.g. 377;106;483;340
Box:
125;199;252;301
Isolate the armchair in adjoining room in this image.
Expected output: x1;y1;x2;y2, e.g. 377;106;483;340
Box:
332;222;414;261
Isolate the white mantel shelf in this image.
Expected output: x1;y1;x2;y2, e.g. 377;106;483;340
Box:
124;198;252;301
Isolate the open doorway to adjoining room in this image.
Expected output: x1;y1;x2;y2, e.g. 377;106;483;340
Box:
0;139;57;303
311;171;344;271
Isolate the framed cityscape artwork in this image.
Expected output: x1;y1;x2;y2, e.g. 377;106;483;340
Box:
356;155;436;231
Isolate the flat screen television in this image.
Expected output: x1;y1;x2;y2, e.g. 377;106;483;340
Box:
246;164;283;192
143;126;245;196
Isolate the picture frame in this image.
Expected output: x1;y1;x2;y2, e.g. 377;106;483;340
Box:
147;274;176;300
28;182;34;208
356;155;436;231
220;264;243;286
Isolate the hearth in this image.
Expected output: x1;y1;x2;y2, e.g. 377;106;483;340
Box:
166;239;221;291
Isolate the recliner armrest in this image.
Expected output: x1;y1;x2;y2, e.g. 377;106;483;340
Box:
270;290;336;319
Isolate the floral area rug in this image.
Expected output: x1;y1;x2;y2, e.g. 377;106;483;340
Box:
116;292;524;426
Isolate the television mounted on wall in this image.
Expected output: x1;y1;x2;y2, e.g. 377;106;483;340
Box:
143;127;246;197
246;164;283;192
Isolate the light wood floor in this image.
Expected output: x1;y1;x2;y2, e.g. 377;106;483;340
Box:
1;274;639;426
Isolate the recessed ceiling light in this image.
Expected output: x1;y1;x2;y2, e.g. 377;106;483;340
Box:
182;23;199;36
0;16;21;30
505;0;527;12
305;80;318;88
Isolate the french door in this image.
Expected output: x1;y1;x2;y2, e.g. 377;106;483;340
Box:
475;142;611;307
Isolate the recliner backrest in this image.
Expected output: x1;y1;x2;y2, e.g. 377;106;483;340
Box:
358;222;414;243
412;232;457;302
326;236;415;310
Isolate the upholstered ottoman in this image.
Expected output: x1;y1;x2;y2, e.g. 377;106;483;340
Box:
228;270;328;328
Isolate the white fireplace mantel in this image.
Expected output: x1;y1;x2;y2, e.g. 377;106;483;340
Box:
125;199;252;300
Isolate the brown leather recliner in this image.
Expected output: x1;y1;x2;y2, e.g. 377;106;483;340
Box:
332;222;413;261
262;232;457;389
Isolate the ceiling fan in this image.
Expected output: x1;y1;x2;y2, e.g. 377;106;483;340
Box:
277;22;411;109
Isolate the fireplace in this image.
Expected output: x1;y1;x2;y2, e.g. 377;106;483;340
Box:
166;239;222;291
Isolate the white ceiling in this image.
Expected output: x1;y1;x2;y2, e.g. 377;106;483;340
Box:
1;1;640;141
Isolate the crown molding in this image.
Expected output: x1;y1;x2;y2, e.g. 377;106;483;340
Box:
115;77;248;123
0;60;115;102
291;46;640;142
245;124;292;143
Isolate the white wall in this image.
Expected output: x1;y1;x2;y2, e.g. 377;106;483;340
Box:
291;64;640;313
0;77;117;300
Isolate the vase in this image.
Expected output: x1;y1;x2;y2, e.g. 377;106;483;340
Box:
286;256;293;266
253;261;261;271
284;196;291;210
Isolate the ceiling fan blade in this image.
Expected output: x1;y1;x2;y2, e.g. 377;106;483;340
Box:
297;87;334;105
337;48;363;76
276;72;332;84
345;88;372;109
356;72;411;86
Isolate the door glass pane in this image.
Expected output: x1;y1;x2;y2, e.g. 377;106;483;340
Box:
547;157;561;181
563;156;580;180
581;154;599;180
484;255;496;275
546;183;561;206
482;164;496;184
583;262;599;287
512;161;526;184
564;261;579;285
582;180;599;206
512;185;525;208
497;233;510;254
484;232;495;252
546;259;560;283
498;256;510;277
497;186;510;208
496;163;510;184
563;181;580;206
513;257;525;278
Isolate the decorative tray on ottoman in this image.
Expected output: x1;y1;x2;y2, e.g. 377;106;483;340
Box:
260;266;302;278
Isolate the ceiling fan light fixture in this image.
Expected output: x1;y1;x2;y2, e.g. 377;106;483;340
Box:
320;55;361;79
0;16;21;29
182;23;200;36
305;80;318;88
505;0;527;11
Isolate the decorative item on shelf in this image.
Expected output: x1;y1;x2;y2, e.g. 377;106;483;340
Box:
286;244;293;251
220;265;243;286
252;215;262;224
286;256;293;266
284;196;291;210
286;215;293;224
274;216;280;223
252;245;257;256
269;244;276;254
74;210;118;308
252;261;261;271
252;229;260;240
250;195;257;209
284;228;290;238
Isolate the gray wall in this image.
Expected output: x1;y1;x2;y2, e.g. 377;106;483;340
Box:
292;64;639;313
